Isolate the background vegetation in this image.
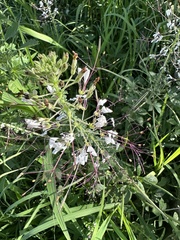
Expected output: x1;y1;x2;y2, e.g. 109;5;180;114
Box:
0;0;180;239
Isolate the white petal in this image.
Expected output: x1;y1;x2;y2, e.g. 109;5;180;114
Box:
101;106;112;113
116;142;120;150
87;146;97;156
61;132;74;143
98;99;107;106
49;137;66;154
110;118;115;127
78;67;90;85
75;148;88;165
25;119;41;129
47;85;55;93
104;130;118;145
107;130;118;136
151;32;163;43
95;115;107;128
78;67;82;73
166;9;171;17
104;136;116;145
49;137;59;149
83;68;90;85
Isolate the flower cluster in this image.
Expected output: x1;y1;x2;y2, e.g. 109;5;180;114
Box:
165;5;180;33
22;51;121;168
149;3;180;80
32;0;59;21
49;133;74;154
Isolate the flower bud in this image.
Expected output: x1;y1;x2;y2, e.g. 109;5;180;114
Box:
74;67;87;83
71;51;78;75
61;63;68;73
62;52;69;63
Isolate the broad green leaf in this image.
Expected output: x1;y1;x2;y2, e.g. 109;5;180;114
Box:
8;79;27;93
144;171;158;184
5;21;18;40
1;92;45;117
19;39;39;48
2;91;25;104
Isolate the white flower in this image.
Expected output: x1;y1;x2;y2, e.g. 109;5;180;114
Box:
69;94;87;102
78;67;90;85
166;9;172;17
97;99;112;114
95;115;107;128
98;99;107;106
47;85;55;93
151;32;163;43
49;137;58;147
25;118;51;132
104;130;118;145
101;106;113;113
87;146;97;156
49;137;66;154
75;148;88;165
47;0;53;6
39;1;44;8
61;132;74;144
0;123;5;128
54;8;59;14
25;119;41;129
167;20;175;30
104;136;115;144
149;54;157;59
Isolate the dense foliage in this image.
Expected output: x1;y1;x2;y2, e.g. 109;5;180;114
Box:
0;0;180;239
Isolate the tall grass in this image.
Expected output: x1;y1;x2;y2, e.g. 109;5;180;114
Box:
0;0;180;239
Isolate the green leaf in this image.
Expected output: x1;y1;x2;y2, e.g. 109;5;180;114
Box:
8;79;27;93
19;26;67;50
21;203;118;239
159;198;167;211
5;21;19;40
1;92;45;117
154;102;162;114
144;171;158;184
164;147;180;166
19;39;39;48
2;91;25;104
44;148;71;240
